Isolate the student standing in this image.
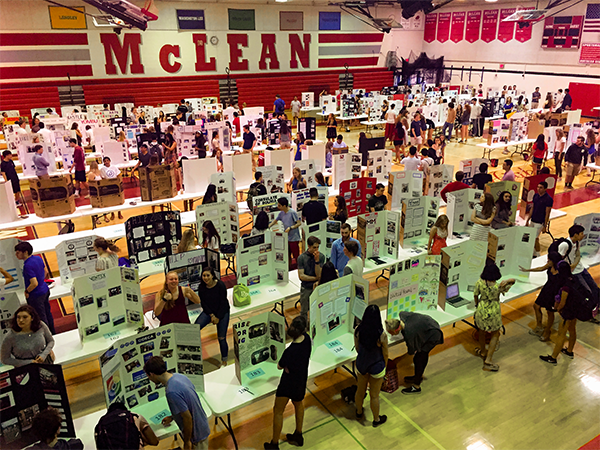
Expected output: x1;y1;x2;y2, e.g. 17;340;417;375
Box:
291;96;302;124
93;237;119;271
525;181;553;257
154;272;200;326
69;138;88;198
492;191;514;229
410;112;424;149
459;104;471;143
440;171;470;202
470;193;496;241
531;134;548;174
368;183;388;212
427;215;449;255
32;144;50;179
326;114;337;142
472;162;493;190
270;197;302;264
564;136;587;189
329;195;348;224
330;223;362;275
342;241;363;276
15;242;54;334
264;316;311;450
296;236;325;319
144;356;210;450
531;87;541;109
554;129;566;180
274;95;286;115
442;103;456;140
1;149;21;205
301;187;328;225
502;159;516;181
385;104;397;145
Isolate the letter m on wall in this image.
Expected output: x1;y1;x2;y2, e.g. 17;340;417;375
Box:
100;33;144;75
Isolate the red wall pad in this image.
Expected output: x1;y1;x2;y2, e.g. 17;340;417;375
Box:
569;82;600;117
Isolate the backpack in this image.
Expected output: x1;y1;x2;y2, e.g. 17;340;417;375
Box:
94;409;142;450
247;183;260;211
341;384;358;403
233;284;251;307
548;238;572;262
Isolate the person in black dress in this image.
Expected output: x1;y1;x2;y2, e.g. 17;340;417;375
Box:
264;316;311;450
329;195;348;224
520;251;562;342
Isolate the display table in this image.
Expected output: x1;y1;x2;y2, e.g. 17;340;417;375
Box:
360;120;387;136
336;114;369;132
476;138;535;160
514;208;567;226
300;106;320;117
585;163;600;186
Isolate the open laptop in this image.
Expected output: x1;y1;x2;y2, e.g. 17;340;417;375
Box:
446;283;470;308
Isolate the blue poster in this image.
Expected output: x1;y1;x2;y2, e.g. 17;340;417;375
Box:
319;11;341;30
177;9;205;30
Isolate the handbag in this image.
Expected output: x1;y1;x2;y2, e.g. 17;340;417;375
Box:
381;361;399;393
233;284;251;307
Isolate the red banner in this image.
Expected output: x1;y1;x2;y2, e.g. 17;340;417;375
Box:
580;43;600;64
424;13;437;43
481;10;498;43
450;12;466;43
498;8;516;42
465;10;482;43
514;7;534;42
437;12;451;42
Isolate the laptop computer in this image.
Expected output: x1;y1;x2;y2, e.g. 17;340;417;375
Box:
446;283;470;308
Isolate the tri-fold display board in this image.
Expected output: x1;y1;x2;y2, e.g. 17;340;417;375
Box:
340;177;377;218
399;197;440;249
233;312;286;385
125;212;182;265
0;238;23;295
446;188;483;236
303;220;342;259
459;158;490;187
195;202;239;246
210;171;237;204
165;248;221;291
17;136;56;177
260;165;286;193
56;235;100;283
486;180;521;224
487;226;535;277
291;186;329;216
366;149;393;183
440;239;488;302
236;231;289;286
333;153;362;186
99;324;204;409
574;213;600;254
387;254;442;318
357;211;401;260
71;266;144;344
294;159;317;187
0;364;76;449
389;171;423;210
428;165;453;199
309;275;369;349
251;192;290;222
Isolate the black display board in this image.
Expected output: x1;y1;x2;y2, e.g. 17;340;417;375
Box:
125;211;182;265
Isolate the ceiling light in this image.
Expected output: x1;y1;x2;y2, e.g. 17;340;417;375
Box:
275;0;288;2
485;0;498;2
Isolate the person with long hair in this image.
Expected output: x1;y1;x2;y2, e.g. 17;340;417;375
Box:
71;122;82;146
177;229;197;253
326;113;337;142
157;110;165;124
202;184;217;205
163;125;181;191
474;263;515;371
585;128;597;176
492;191;514;229
264;316;311;449
531;134;548;174
293;131;305;161
325;140;334;168
427;214;449;255
460;104;471;143
315;261;338;288
544;92;554;111
93;237;120;271
385;104;398;145
354;305;388;426
279;118;292;146
117;130;130;151
1;305;55;367
195;267;230;367
520;252;563;342
554;128;566;180
252;211;270;236
315;172;327;187
329;195;348;224
88;161;102;181
154;271;200;326
503;96;514;118
540;261;586;364
286;167;306;193
202;220;221;251
470;193;496;241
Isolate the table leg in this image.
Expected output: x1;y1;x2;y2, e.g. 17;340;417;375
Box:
217;414;238;450
375;269;389;283
585;169;599;186
341;361;357;379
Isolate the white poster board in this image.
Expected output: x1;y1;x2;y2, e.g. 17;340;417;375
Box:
223;153;253;189
182;158;217;195
301;142;326;169
356;210;401;260
367;149;393;183
264;149;292;181
210;171;237;204
56;235;100;283
0;238;23;294
440;239;488;298
293;159;317;187
302;220;342;259
446;189;483;236
333;153;362;187
205;121;231;153
236;231;289;286
195;202;239;246
301;92;314;108
459;158;490;187
428;164;454;199
17;135;56;176
260;165;286;193
488;227;535;279
400;196;440;249
72;267;144;344
102;140;130;164
0;181;19;224
574;213;600;255
389;170;423;210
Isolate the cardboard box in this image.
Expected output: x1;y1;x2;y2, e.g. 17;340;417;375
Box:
30;175;76;218
88;175;125;208
527;119;545;140
139;164;177;201
550;112;568;127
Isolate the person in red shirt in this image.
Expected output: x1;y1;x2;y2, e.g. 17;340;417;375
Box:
440;171;470;203
69;138;88;198
531;134;548;175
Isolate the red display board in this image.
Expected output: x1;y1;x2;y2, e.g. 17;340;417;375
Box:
481;10;499;43
568;81;600;117
514;8;535;43
437;12;451;43
542;16;583;48
498;8;516;42
424;13;437;43
465;10;482;43
450;12;466;43
580;43;600;64
339;177;377;218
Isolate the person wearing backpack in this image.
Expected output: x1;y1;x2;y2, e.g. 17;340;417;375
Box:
557;225;600;321
247;171;267;211
94;402;158;450
144;356;210;450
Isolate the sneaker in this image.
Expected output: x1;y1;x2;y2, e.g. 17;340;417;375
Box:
529;327;543;336
286;432;304;446
15;201;22;207
401;386;422;395
561;348;574;359
589;317;600;325
372;415;387;428
540;355;557;365
355;409;364;419
264;442;279;450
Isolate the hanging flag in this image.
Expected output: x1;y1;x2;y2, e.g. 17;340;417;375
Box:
580;3;600;64
317;33;382;68
481;10;499;43
450;12;466;43
498;8;517;42
437;12;451;43
465;11;482;43
424;13;437;43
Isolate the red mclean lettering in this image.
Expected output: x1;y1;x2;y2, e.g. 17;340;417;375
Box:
159;45;181;74
227;34;249;71
100;33;144;75
258;34;280;70
289;34;311;69
192;34;216;72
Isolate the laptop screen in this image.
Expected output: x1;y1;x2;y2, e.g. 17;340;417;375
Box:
446;283;459;299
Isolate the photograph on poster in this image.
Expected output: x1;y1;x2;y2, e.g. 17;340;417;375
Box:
165;248;220;292
332;153;362;186
125;211;182;264
260;165;286;193
236;231;289;287
399;196;440;249
196;202;239;246
428;164;454;199
487;227;535;279
339;177;377;218
389;171;423;210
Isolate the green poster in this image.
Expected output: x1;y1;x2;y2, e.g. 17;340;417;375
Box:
228;9;255;30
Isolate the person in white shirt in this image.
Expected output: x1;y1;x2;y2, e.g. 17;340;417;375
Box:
401;146;421;172
385;104;397;144
291;96;302;124
555;89;565;110
129;107;139;124
100;157;120;179
37;122;52;143
470;98;483;137
15;119;28;135
342;240;363;277
419;148;434;195
332;135;348;152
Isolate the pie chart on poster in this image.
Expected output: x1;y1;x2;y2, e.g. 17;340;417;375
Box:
17;373;29;385
545;177;556;189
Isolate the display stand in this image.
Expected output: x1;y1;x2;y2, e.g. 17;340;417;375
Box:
233;312;286;385
446;189;483;236
574;213;600;254
206;121;231;153
367;149;393;183
302;220;341;259
182;158;217;195
298;117;316;140
309;274;369;350
210;171;237;204
518;174;557;219
332;153;361;187
0;292;22;354
319;95;338;114
428;164;454;199
236;231;289;286
223;153;253;189
487;227;536;277
399;196;440;248
387;254;442;317
486;180;521;223
339;177;377;217
440;239;488;304
301;92;314;108
389;171;423;210
17;135;56;176
300;142;326;169
99;323;204;409
293;159;317;187
260;165;286;192
72;266;144;343
356;210;401;260
291;186;329;215
102;140;130;164
56;235;100;283
0;364;76;449
165;248;221;291
264;149;292;181
0;181;19;224
0;238;23;295
125;212;182;264
251;192;290;222
175;124;203;158
196;202;239;246
459;158;490;186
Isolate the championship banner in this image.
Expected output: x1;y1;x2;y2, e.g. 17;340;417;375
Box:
424;13;437;43
437;13;451;42
465;10;482;43
450;12;466;43
481;9;499;43
498;8;517;43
